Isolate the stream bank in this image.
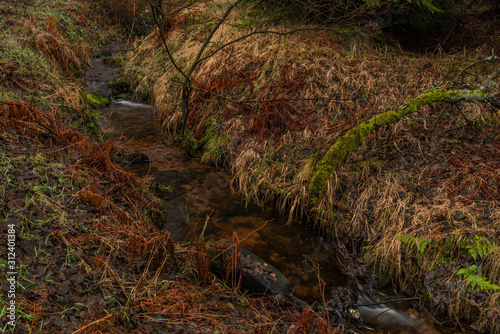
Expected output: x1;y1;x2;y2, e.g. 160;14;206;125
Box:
115;1;500;331
1;0;497;331
87;44;469;334
1;2;324;332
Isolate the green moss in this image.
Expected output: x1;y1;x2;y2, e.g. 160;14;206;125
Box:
103;55;125;66
307;88;491;199
182;129;202;153
108;75;135;95
85;90;110;108
87;122;101;141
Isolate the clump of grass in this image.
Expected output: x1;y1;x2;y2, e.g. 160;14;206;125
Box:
0;0;119;109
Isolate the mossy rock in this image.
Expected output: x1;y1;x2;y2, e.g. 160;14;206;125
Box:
103;55;124;66
108;75;134;95
86;90;110;108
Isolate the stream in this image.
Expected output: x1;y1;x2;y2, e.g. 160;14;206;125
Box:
85;46;466;334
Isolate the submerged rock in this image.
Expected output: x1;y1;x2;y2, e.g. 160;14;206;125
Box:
356;294;437;334
108;75;133;95
207;239;291;297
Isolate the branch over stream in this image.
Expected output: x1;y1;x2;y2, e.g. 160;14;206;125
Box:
307;87;499;199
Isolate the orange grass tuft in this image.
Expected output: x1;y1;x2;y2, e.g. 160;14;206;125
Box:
29;16;90;76
293;308;332;334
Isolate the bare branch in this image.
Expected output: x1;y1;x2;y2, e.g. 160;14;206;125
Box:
148;1;190;83
480;66;500;91
172;79;354;105
197;26;338;64
186;0;244;79
456;55;498;84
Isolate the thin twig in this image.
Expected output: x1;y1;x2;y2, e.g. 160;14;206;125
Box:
209;220;270;263
456;55;498;83
199;209;214;241
172;79;354;104
354;297;420;307
148;1;190;83
480;65;500;91
454;104;483;134
304;256;330;326
72;314;113;333
198;26;341;64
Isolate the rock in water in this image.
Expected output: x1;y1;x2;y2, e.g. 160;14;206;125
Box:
207;239;291;297
357;294;437;334
240;247;291;297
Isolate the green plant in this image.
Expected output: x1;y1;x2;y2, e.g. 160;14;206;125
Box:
463;236;498;261
160;185;173;193
457;265;500;293
397;235;433;255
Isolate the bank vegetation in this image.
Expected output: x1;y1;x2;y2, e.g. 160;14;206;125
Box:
116;0;500;331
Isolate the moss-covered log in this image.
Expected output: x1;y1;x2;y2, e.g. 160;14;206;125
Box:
308;88;496;198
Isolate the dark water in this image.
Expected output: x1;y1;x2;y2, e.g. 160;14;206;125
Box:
86;53;468;334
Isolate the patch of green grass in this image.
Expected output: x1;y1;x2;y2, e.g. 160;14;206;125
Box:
160;185;174;193
0;298;34;330
0;89;22;101
0;41;52;80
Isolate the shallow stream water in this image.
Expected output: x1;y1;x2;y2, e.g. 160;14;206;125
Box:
86;55;345;302
85;50;467;334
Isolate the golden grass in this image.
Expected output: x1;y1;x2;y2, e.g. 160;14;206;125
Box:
0;0;120;108
1;1;324;332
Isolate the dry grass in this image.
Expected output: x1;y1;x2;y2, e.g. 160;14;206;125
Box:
0;1;343;332
117;0;500;330
30;16;90;76
0;0;119;107
0;88;318;334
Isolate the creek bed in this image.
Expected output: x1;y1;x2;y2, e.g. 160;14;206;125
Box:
86;47;469;334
